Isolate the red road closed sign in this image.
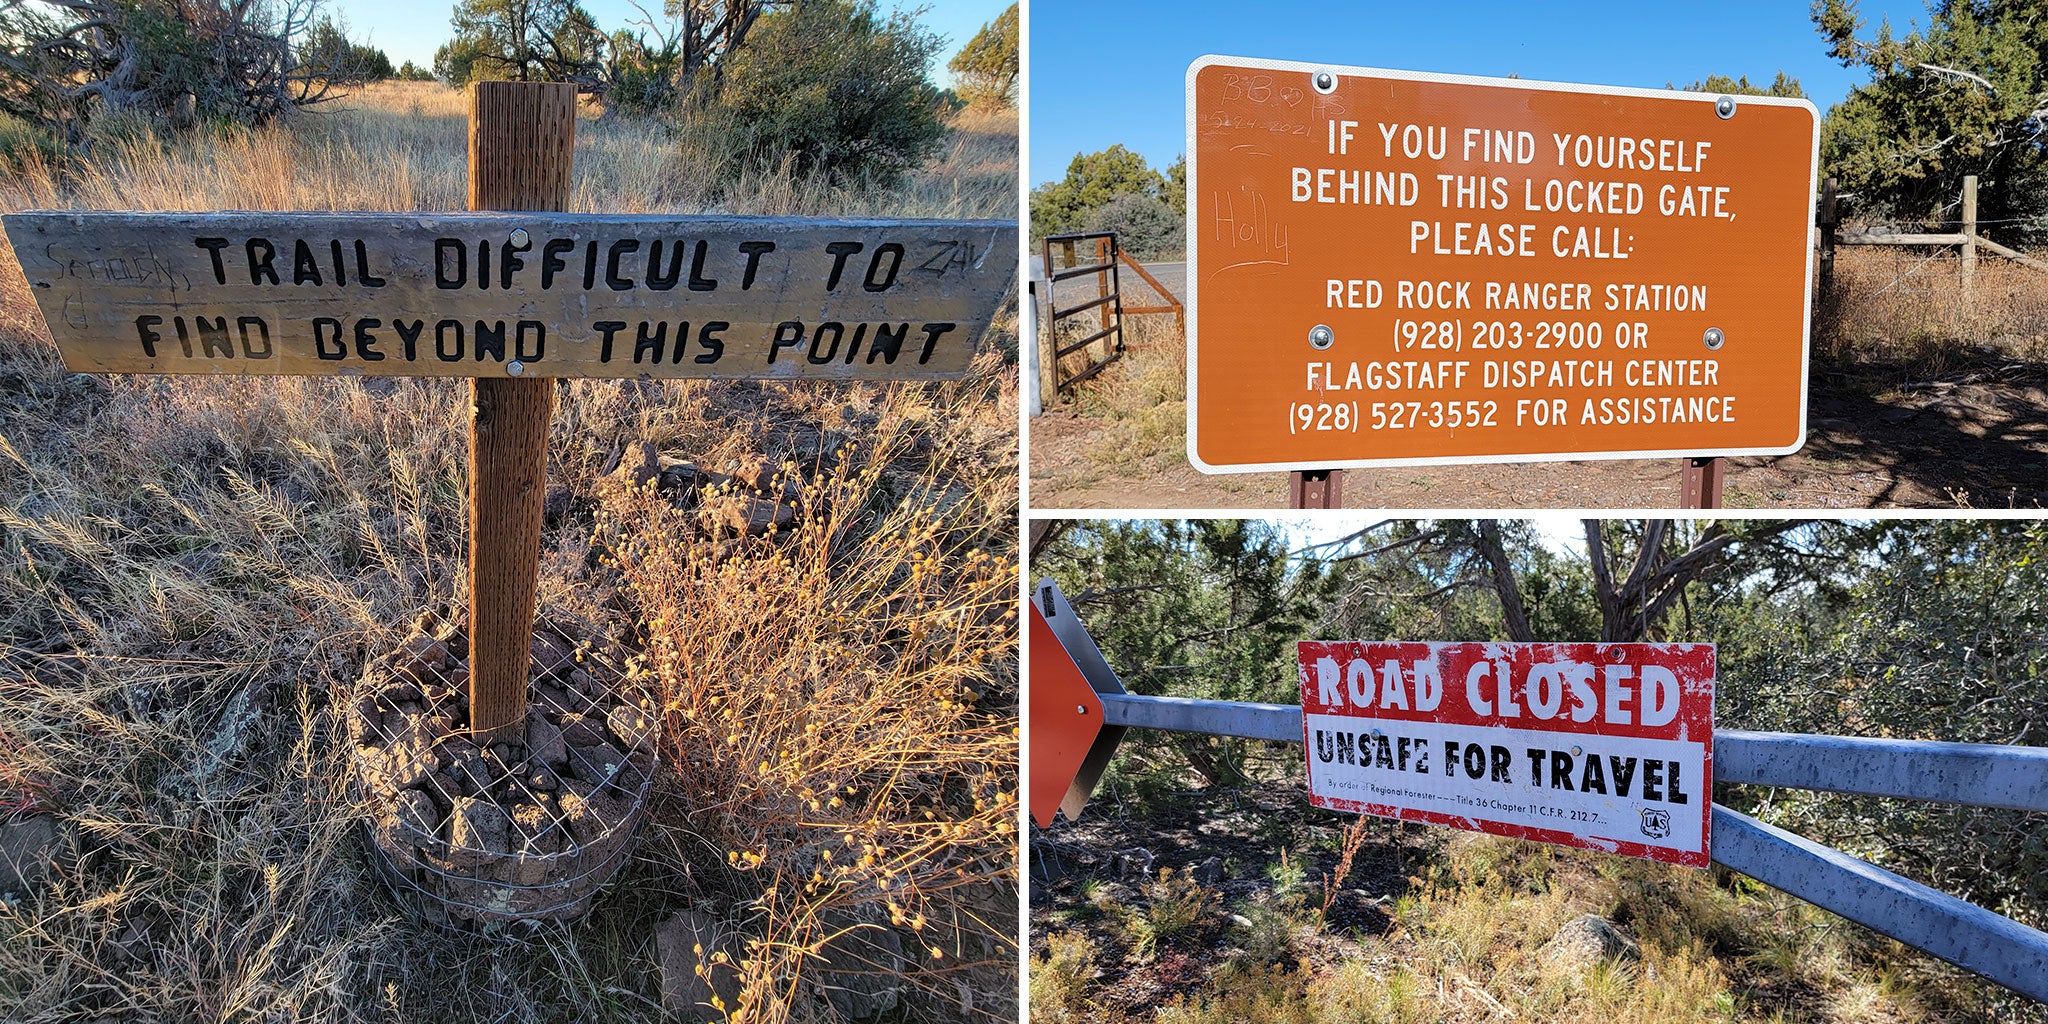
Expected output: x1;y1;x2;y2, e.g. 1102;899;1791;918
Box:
1299;641;1714;866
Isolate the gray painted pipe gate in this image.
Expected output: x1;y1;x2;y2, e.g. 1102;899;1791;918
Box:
1030;578;2048;1003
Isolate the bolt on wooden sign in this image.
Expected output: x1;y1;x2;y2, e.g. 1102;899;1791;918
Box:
1187;55;1820;472
1299;641;1714;867
4;211;1015;379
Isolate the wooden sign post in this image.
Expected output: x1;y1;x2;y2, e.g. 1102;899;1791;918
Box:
467;82;574;741
3;82;1017;747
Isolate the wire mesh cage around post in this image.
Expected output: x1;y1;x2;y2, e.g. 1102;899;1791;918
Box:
347;609;657;927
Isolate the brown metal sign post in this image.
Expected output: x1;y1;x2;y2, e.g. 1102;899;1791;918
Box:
2;81;1018;745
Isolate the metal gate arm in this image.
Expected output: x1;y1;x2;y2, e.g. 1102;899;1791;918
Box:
1099;693;1301;742
1710;805;2048;1002
1715;730;2048;813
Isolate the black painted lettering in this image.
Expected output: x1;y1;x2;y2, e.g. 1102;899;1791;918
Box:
668;321;691;363
1608;756;1638;797
477;240;490;291
863;242;903;291
1643;760;1664;802
1315;730;1334;764
841;323;870;363
353;318;385;361
328;239;348;287
436;319;464;361
1463;744;1486;780
645;240;683;291
825;241;864;290
194;238;230;284
355;239;385;287
807;322;843;364
541;238;575;289
474;320;506;361
1549;750;1575;791
1666;761;1688;804
247;239;279;285
1443;741;1459;776
582;240;598;290
769;321;805;363
688;239;716;291
313;317;345;359
237;316;271;358
1336;731;1354;765
593;320;627;362
435;238;467;289
866;322;908;363
195;316;232;357
393;319;426;360
1490;744;1513;783
500;235;531;290
606;239;638;290
1525;748;1545;786
917;322;957;363
633;321;667;363
696;321;726;363
292;239;322;286
174;317;193;357
136;315;163;357
1579;752;1608;794
516;320;545;361
739;240;774;289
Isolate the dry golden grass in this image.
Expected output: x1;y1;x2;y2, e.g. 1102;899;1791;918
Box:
0;80;1017;1023
1817;246;2048;375
1035;828;2016;1024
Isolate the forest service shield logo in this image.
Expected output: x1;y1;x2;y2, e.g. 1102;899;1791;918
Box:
1640;807;1673;840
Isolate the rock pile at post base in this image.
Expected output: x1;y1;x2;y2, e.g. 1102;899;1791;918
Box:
348;615;656;925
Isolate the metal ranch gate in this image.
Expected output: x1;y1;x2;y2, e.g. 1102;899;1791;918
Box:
1030;578;2048;1003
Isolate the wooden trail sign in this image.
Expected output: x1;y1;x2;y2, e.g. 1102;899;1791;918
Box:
1186;56;1820;472
1;81;1017;742
5;212;1013;380
1300;641;1715;867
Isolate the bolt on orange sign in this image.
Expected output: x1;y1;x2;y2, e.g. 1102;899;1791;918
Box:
1186;56;1820;472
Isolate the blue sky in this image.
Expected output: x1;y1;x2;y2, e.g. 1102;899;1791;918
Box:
1030;0;1929;185
330;0;1010;82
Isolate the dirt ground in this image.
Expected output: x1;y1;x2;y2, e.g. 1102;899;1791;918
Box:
1029;356;2048;509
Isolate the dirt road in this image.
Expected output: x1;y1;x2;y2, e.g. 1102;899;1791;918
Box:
1030;361;2048;509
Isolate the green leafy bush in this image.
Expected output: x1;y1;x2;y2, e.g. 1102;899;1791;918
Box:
700;0;945;185
1086;192;1182;260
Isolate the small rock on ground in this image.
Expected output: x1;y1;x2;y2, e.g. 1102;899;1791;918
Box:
659;909;744;1019
1544;913;1642;968
0;816;63;897
814;911;905;1020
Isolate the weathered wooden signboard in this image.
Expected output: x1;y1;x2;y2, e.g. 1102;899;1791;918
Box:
4;211;1015;379
1187;55;1820;472
1299;641;1714;866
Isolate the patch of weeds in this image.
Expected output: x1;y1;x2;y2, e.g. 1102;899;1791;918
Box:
1123;868;1220;961
1031;929;1097;1024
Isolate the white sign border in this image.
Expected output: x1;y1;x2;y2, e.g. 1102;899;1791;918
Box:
1183;53;1824;475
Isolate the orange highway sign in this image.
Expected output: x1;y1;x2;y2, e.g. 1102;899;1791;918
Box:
1186;56;1821;471
1028;600;1106;828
